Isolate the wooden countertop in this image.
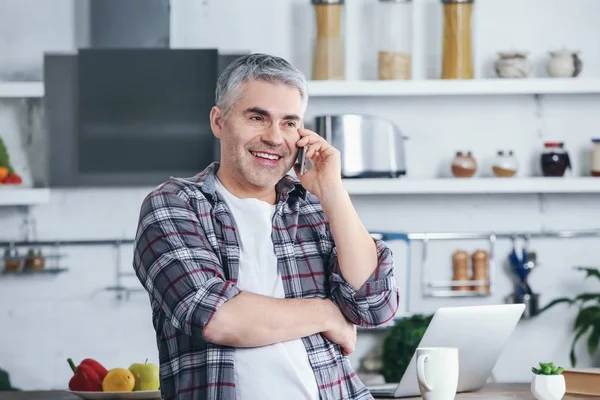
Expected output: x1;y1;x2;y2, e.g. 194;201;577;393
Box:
0;383;592;399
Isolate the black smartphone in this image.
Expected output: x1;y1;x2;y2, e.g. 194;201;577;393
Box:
296;145;307;176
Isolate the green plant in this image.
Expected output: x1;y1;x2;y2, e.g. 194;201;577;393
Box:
381;313;433;383
0;367;20;391
531;361;564;375
537;266;600;367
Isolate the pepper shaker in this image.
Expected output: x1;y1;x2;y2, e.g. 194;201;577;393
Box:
471;250;489;294
452;250;471;292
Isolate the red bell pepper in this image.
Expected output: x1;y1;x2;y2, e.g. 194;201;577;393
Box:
79;358;108;381
67;358;103;392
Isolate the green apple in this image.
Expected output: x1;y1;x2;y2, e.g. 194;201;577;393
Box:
129;360;160;391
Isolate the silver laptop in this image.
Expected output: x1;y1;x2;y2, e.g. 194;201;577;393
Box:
368;304;525;398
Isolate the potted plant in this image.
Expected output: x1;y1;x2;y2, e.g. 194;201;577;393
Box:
381;314;433;383
531;362;565;400
537;266;600;366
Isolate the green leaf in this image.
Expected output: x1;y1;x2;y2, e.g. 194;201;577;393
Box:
575;266;600;281
556;367;564;374
537;297;575;314
587;325;600;356
543;365;552;374
570;324;592;367
531;367;541;374
574;306;600;331
0;367;19;391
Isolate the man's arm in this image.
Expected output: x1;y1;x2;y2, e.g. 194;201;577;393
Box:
204;291;354;352
320;188;400;328
319;188;379;290
293;128;400;328
133;187;355;352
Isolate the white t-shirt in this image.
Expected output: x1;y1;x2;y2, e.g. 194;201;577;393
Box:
214;178;319;400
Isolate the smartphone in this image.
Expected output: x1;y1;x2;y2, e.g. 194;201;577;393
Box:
296;145;307;176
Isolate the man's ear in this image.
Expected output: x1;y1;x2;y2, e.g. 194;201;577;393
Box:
210;106;224;139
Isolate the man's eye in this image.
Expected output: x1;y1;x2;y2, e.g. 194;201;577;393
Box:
250;116;263;121
286;121;297;127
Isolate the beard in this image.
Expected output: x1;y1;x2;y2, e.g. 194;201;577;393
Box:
220;136;296;188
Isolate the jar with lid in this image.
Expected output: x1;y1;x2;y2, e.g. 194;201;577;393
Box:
377;0;412;80
311;0;345;80
492;150;518;177
541;141;571;177
592;138;600;177
441;0;474;79
451;151;477;177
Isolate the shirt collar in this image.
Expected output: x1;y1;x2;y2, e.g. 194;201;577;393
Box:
171;162;307;204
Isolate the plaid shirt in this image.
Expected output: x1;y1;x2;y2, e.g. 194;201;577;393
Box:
133;162;399;400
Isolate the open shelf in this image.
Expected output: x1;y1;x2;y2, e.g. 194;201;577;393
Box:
0;188;51;206
3;79;599;99
308;78;600;97
0;82;44;98
342;177;600;195
1;267;68;276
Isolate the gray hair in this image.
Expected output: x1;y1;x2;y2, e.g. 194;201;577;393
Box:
215;53;309;119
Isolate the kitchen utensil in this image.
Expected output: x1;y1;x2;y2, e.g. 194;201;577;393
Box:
508;237;532;296
506;292;539;319
314;114;407;178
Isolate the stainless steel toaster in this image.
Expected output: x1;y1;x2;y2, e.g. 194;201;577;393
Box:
314;114;407;178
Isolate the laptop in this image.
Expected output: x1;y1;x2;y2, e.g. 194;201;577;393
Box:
368;304;525;398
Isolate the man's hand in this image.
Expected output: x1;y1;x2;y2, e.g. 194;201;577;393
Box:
294;128;343;201
322;300;357;356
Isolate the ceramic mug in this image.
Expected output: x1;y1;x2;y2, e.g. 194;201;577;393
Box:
416;347;459;400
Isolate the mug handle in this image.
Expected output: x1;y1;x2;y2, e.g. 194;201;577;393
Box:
417;354;433;392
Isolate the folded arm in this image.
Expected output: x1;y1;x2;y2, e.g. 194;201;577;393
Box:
133;188;352;349
319;188;400;327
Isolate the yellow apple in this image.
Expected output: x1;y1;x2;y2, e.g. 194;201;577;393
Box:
128;360;160;391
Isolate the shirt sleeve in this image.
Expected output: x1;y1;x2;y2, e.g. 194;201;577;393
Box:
328;238;400;328
132;188;241;337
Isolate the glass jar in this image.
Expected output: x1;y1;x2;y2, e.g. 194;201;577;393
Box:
311;0;345;80
451;151;477;178
541;141;571;177
441;0;474;79
377;0;412;80
492;150;518;177
592;138;600;177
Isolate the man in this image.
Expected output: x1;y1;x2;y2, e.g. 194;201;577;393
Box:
133;53;399;400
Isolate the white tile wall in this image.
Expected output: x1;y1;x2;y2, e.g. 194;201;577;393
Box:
1;0;600;391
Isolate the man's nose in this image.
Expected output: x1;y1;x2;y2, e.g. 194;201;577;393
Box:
262;124;285;146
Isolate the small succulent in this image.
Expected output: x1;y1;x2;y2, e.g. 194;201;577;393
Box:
532;361;564;375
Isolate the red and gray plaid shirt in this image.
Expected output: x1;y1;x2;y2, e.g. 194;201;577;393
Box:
133;162;399;400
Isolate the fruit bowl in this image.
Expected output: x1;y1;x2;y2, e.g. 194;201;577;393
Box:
69;390;162;399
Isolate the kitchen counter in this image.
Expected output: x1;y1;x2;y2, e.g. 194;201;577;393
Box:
0;383;591;399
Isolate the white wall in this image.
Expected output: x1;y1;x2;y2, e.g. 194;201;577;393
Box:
2;0;600;390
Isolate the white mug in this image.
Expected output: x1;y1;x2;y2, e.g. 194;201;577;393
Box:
416;347;459;400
